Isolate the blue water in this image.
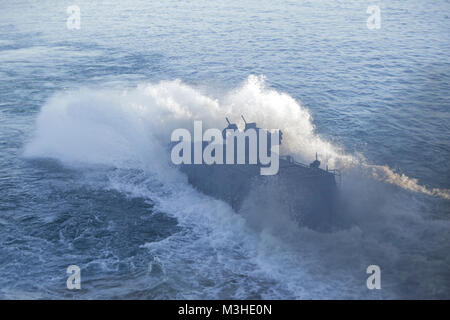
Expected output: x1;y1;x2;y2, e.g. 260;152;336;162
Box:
0;0;449;299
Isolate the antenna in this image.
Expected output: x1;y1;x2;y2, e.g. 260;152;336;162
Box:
241;115;247;125
316;152;318;161
226;117;231;125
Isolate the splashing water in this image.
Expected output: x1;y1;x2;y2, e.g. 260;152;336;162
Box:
18;76;450;299
25;76;449;200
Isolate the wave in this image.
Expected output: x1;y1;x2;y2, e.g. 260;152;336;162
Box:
24;75;449;200
22;76;450;299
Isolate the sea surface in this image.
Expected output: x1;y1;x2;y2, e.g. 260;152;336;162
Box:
0;0;449;299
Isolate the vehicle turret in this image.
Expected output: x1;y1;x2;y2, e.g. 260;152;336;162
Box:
241;115;257;130
310;152;321;168
222;117;238;138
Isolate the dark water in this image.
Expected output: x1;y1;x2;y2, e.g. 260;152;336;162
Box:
0;0;449;299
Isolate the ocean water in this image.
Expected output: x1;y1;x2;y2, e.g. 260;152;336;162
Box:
0;0;449;299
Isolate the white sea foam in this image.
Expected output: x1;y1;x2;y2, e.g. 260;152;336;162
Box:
23;76;450;298
25;75;449;200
